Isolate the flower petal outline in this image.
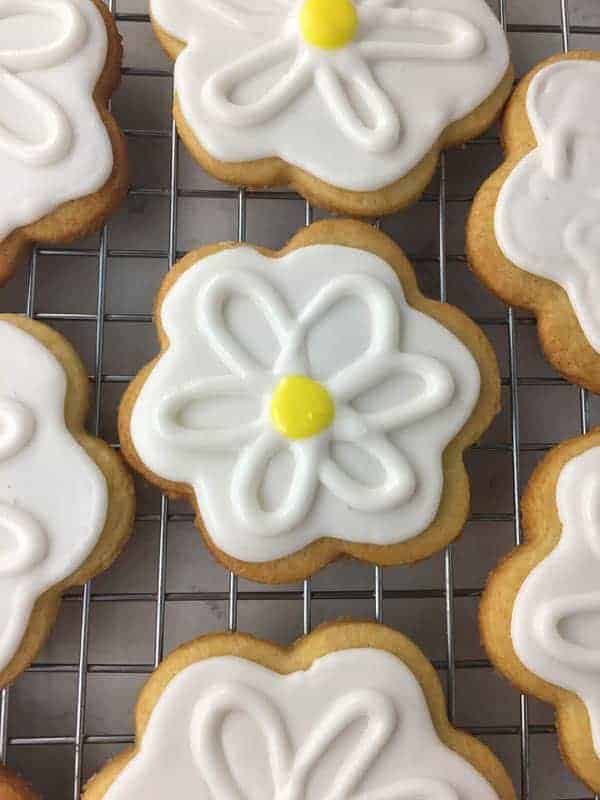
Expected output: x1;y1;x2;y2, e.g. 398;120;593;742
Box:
155;375;265;451
201;35;313;128
314;58;400;154
231;431;321;536
0;398;35;461
329;352;455;433
0;503;48;577
359;6;485;62
0;0;86;165
197;269;296;378
320;433;416;511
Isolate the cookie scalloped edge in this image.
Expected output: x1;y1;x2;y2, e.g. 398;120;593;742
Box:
82;619;516;799
466;50;600;394
480;427;600;793
118;218;501;584
0;314;136;689
0;0;129;287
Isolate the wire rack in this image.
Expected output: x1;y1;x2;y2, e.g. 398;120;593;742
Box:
0;0;599;797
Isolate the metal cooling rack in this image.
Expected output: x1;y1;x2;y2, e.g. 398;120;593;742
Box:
1;0;599;797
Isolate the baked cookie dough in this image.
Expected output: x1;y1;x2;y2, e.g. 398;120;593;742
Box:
0;0;128;285
0;316;135;689
119;219;500;583
481;428;600;793
84;621;516;799
467;52;600;392
150;0;512;217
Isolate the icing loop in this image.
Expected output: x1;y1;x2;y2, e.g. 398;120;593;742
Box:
0;0;87;165
495;60;600;353
0;396;47;577
190;682;459;800
0;503;47;576
0;398;34;461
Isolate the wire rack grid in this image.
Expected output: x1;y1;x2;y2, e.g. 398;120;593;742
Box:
0;0;599;797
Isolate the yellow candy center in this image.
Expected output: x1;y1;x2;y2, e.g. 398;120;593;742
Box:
299;0;359;50
270;375;335;440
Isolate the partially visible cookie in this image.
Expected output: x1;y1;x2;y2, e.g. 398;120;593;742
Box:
150;0;512;217
84;621;516;799
0;0;128;285
467;51;600;392
481;429;600;792
0;766;38;800
119;219;500;583
0;315;135;689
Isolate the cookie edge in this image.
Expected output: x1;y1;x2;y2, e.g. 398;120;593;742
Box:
0;314;136;689
118;218;501;584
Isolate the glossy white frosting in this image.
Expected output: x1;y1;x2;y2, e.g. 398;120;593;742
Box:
512;444;600;756
150;0;510;191
495;60;600;352
0;320;108;674
0;0;114;241
129;243;481;564
104;648;500;799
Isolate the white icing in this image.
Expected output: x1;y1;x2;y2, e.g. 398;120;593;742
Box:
129;244;481;564
495;60;600;353
512;445;600;757
103;648;500;799
0;320;108;674
150;0;510;191
0;0;113;241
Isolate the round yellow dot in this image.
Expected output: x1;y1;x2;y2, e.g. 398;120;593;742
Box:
299;0;359;50
270;375;335;440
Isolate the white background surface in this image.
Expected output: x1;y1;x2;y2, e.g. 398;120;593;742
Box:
1;1;600;798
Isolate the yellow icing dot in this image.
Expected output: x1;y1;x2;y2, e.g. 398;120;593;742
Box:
299;0;359;50
271;375;335;440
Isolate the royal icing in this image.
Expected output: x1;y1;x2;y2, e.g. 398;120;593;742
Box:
0;0;113;242
495;60;600;352
103;648;500;799
150;0;509;192
512;445;600;757
129;244;480;564
0;320;108;674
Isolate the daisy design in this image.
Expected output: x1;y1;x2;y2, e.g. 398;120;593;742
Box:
150;0;510;191
101;646;503;799
127;242;482;566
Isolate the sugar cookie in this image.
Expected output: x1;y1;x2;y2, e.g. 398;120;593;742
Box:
119;220;500;583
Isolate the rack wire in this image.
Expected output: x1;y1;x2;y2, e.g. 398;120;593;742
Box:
0;0;599;797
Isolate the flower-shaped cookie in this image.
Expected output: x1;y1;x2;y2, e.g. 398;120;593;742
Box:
0;316;134;688
120;222;499;582
481;430;600;793
0;0;127;284
150;0;511;215
84;623;516;799
468;53;600;392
